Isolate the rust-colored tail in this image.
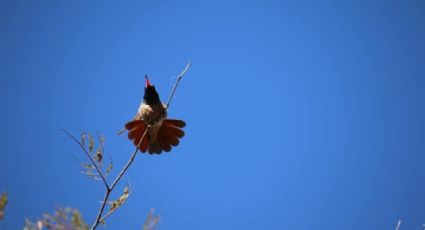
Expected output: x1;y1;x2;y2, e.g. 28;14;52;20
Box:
125;119;186;154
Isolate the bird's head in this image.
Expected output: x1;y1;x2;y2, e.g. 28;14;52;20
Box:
143;75;161;104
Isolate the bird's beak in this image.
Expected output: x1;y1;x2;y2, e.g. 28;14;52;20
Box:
145;75;151;87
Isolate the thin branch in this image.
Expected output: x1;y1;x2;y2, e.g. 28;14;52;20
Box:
166;62;191;109
91;191;110;229
112;126;149;191
118;62;190;135
67;63;191;230
395;220;401;230
61;129;109;190
98;208;114;224
90;127;150;230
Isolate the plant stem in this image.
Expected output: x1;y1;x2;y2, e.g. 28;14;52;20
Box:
61;129;109;190
166;62;191;109
90;128;149;230
65;62;191;230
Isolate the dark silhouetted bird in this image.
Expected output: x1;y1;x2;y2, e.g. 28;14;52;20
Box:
123;75;186;154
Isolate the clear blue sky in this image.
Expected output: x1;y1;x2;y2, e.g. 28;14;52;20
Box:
1;0;425;229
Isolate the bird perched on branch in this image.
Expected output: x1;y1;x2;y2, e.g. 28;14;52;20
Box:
122;75;186;154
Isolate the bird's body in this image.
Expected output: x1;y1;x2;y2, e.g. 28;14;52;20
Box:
123;76;185;154
137;103;167;126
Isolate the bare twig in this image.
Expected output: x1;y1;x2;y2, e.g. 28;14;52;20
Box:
98;185;130;225
61;129;109;190
111;127;147;191
395;220;401;230
91;127;149;230
98;208;114;224
117;62;190;135
92;63;190;229
166;62;191;109
92;191;110;228
65;63;191;230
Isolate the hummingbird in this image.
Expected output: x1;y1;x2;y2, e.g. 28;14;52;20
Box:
123;75;186;154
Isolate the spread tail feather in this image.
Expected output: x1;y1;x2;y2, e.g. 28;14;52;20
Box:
163;119;186;128
124;119;185;154
125;120;149;152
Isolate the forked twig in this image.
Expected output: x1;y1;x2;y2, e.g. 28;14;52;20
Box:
166;62;191;109
64;62;191;230
117;62;191;135
61;129;109;190
90;127;149;230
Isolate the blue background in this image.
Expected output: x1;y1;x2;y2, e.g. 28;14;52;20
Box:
1;0;425;229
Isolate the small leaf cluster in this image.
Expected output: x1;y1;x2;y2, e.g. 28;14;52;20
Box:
109;186;130;212
23;207;88;230
100;186;132;225
142;208;160;230
0;191;7;220
80;132;113;180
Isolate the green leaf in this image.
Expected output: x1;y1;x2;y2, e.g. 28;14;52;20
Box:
99;135;105;145
81;163;94;170
81;132;86;147
83;171;101;181
105;162;113;176
0;192;7;220
143;208;160;230
25;207;88;230
71;209;89;230
88;133;94;152
95;147;103;162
